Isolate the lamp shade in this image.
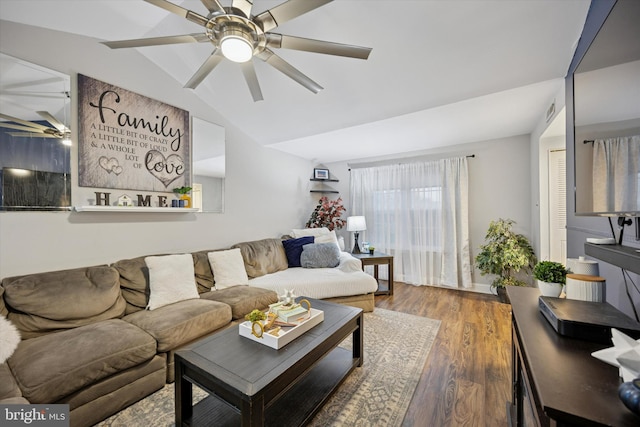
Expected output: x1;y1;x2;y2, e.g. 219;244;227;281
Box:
347;216;366;232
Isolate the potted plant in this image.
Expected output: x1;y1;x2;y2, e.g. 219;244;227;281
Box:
173;186;192;208
475;218;537;302
533;260;567;297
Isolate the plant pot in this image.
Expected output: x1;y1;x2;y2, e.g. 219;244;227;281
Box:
179;194;191;208
496;287;510;304
538;280;563;297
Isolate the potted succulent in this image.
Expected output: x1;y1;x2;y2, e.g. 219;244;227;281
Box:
475;218;537;303
533;260;567;297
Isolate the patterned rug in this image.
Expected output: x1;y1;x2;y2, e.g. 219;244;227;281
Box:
96;308;440;427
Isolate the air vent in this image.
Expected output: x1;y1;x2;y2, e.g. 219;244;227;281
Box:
546;101;556;123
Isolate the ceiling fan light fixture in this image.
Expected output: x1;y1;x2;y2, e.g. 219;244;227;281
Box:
220;30;254;63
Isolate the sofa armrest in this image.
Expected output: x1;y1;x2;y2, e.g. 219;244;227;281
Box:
338;252;364;273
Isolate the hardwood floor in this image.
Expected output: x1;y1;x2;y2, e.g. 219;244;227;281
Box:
375;282;512;427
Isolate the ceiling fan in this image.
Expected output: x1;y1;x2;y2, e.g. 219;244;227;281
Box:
0;112;71;145
102;0;372;101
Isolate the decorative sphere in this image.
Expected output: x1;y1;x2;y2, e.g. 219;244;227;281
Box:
618;378;640;415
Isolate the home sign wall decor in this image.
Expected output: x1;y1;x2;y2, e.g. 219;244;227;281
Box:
78;74;190;192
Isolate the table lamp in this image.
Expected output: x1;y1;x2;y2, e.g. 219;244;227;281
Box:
347;216;366;254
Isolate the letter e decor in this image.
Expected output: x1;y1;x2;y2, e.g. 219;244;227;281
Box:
77;74;190;192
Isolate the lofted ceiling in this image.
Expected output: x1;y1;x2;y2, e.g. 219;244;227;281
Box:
0;0;591;163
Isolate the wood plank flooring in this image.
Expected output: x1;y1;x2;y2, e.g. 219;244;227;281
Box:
375;282;512;427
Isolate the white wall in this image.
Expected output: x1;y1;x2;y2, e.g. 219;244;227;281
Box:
0;21;313;278
325;134;533;287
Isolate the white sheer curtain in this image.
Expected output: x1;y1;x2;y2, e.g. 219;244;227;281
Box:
593;135;640;213
350;157;472;288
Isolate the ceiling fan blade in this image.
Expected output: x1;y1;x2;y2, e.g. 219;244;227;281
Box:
0;113;50;131
231;0;253;18
185;51;225;89
102;33;209;49
0;122;47;133
255;0;332;32
240;62;263;102
267;34;371;59
1;91;68;99
7;132;57;139
144;0;210;27
200;0;225;14
257;50;323;94
37;111;67;132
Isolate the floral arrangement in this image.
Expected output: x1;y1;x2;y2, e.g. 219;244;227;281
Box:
305;196;346;231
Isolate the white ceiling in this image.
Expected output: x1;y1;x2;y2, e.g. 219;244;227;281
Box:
0;0;591;163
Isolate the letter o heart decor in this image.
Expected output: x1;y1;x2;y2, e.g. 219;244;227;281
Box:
144;150;184;188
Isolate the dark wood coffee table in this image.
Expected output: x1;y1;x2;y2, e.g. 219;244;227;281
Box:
174;298;363;426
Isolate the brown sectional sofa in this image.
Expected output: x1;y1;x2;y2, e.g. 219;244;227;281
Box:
0;251;277;427
0;237;377;426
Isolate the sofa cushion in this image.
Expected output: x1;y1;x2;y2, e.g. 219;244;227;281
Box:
0;363;22;401
112;256;152;314
145;254;199;310
282;236;314;268
301;243;341;268
208;248;249;289
0;286;8;317
192;250;215;293
123;299;231;352
2;266;126;339
231;238;288;278
200;285;279;320
8;319;156;403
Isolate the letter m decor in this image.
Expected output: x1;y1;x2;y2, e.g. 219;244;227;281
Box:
77;74;190;192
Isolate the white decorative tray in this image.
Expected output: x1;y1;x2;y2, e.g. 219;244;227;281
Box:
239;308;324;349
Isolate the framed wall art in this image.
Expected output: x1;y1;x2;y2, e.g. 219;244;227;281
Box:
77;74;190;192
314;168;329;180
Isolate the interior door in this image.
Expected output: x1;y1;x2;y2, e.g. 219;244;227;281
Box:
548;149;567;264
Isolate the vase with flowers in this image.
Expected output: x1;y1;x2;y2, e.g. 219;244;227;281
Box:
305;196;346;231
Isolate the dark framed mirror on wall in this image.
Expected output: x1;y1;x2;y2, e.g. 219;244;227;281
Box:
0;53;72;211
573;0;640;217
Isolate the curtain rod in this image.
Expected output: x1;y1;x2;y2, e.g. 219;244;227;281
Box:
348;154;475;171
584;140;594;144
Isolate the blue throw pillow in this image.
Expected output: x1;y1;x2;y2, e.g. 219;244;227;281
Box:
300;243;340;268
282;236;314;268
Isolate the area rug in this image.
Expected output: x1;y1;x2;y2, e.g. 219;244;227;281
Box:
96;308;440;427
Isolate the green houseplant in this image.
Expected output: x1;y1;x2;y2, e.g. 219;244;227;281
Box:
475;218;537;300
533;260;567;297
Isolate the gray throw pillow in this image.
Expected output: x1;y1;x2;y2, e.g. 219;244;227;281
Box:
300;243;340;268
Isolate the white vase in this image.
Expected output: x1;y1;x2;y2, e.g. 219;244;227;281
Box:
538;280;564;297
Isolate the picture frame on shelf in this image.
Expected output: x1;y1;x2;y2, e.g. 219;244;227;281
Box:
314;168;330;180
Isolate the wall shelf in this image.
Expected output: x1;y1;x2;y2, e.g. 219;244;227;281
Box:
584;243;640;275
74;206;199;213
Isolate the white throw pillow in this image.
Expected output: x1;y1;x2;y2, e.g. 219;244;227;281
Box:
0;315;21;364
208;248;249;290
145;254;199;310
314;229;341;251
291;227;330;238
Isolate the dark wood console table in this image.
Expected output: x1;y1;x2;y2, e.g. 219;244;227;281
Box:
507;286;638;427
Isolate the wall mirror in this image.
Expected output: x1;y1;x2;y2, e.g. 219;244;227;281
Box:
573;0;640;216
0;52;72;211
191;116;225;213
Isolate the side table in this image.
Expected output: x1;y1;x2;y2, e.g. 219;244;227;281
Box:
352;252;394;296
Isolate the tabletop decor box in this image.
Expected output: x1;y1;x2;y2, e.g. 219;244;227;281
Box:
239;308;324;349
